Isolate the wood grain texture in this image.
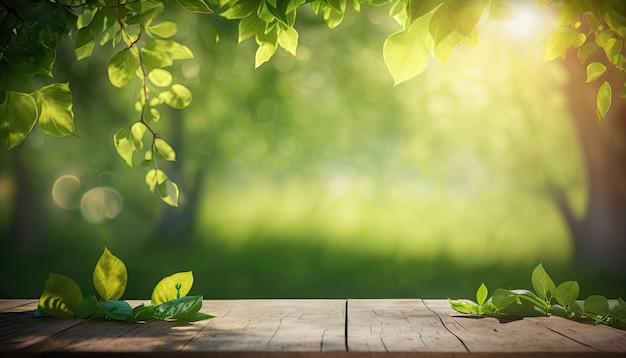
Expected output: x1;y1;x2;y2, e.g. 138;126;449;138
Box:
1;299;626;357
347;299;466;353
534;313;626;352
183;300;346;352
0;300;37;311
422;300;609;353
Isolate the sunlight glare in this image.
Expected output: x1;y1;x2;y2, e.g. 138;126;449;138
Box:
502;1;554;41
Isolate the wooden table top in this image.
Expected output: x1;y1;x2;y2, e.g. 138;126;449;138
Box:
1;299;626;357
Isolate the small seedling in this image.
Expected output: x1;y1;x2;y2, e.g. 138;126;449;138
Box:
449;263;626;328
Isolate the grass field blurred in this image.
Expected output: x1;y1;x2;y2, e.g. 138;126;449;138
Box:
2;176;624;301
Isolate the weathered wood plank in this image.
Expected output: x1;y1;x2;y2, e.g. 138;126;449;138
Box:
423;300;599;353
1;299;625;357
534;313;626;352
13;300;199;352
184;300;346;352
0;299;38;311
347;299;466;353
0;313;84;351
20;318;140;352
1;300;345;353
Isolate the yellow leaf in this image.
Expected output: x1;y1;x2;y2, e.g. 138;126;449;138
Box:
151;271;194;305
597;81;612;120
93;247;128;301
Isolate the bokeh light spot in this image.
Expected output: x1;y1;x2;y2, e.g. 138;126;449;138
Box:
80;187;123;224
52;175;82;210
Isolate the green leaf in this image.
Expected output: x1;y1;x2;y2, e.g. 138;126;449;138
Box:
184;312;215;322
383;8;436;85
38;273;83;318
147;108;161;123
33;308;51;317
595;29;622;63
159;84;192;109
407;0;443;22
145;169;168;192
570;301;584;315
554;3;579;27
113;127;136;167
148;69;173;88
155;295;202;320
584;295;609;317
221;0;258;19
36;83;76;137
430;1;487;44
144;167;179;204
108;49;139;88
576;42;597;65
101;300;135;322
255;41;278;68
158;179;180;207
93;247;128;301
77;296;100;319
143;39;193;68
130;122;146;150
151;271;194;305
278;26;299;56
433;32;463;64
544;30;586;61
75;27;96;60
148;21;178;38
154;138;176;161
585;62;607;83
448;299;479;315
619;81;626;99
616;54;626;71
239;14;266;43
555;281;579;308
0;91;38;149
531;263;557;301
176;0;213;14
324;7;345;29
491;288;519;312
125;1;164;25
257;0;276;22
597;80;612;120
507;290;547;316
610;302;626;321
550;304;567;317
133;303;159;322
476;283;488;307
155;295;212;321
287;0;306;13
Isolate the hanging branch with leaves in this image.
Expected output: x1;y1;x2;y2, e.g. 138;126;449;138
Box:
2;0;625;207
0;0;212;207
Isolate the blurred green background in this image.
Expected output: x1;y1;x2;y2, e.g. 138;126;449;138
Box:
1;2;624;300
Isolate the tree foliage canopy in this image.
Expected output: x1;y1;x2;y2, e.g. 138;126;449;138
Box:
1;0;625;206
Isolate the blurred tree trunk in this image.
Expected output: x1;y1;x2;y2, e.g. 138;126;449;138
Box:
152;108;207;243
9;146;42;253
552;47;626;275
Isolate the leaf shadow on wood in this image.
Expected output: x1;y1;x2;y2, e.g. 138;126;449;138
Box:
449;314;525;324
0;311;228;352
